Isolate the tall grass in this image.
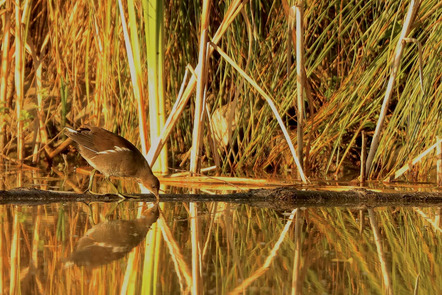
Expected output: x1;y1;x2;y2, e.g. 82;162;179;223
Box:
0;0;440;181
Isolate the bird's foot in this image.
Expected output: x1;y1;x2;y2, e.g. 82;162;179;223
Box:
116;192;141;199
104;200;125;219
83;188;104;195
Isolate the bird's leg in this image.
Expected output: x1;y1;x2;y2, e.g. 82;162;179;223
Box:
104;199;125;219
84;169;109;196
105;178;140;199
88;169;96;191
84;169;102;195
80;201;98;225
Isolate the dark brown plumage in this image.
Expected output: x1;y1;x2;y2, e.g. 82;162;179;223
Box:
65;126;159;198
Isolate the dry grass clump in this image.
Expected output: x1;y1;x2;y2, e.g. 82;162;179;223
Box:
0;0;440;182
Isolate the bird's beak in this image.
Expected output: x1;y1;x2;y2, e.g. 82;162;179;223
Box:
154;190;160;202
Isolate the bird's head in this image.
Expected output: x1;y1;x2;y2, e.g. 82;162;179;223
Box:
140;174;160;200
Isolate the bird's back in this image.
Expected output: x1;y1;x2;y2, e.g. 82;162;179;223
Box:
65;127;148;178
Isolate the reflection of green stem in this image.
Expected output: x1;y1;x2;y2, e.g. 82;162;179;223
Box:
56;207;65;242
60;77;68;129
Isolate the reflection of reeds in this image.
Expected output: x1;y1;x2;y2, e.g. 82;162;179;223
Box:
14;0;25;162
368;209;392;295
158;213;192;292
291;209;302;295
9;206;20;295
0;206;3;292
190;202;201;294
306;207;442;294
0;202;440;293
413;207;442;233
230;208;298;294
141;219;160;295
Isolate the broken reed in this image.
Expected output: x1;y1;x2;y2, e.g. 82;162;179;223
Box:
0;0;440;181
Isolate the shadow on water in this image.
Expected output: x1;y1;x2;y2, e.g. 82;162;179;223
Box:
0;166;441;294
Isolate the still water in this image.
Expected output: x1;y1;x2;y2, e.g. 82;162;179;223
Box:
0;168;441;294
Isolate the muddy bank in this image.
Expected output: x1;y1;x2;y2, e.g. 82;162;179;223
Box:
0;187;441;209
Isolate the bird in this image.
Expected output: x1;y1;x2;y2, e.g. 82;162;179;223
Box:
65;126;160;200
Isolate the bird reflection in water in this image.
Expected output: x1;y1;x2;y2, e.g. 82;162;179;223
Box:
65;203;159;268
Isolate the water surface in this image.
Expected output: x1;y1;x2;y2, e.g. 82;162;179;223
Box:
0;167;440;294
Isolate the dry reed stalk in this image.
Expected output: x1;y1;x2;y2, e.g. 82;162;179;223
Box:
190;28;209;174
230;208;298;294
48;138;72;160
0;154;40;170
210;42;308;183
23;129;64;161
205;107;221;171
90;6;103;127
190;201;202;295
190;0;211;175
368;209;393;295
333;122;367;179
414;274;420;295
402;38;426;95
437;136;441;186
118;0;149;154
147;67;191;165
286;10;293;74
385;138;442;182
31;125;40;163
50;167;86;195
14;0;24;162
162;175;285;186
283;0;315;175
365;0;421;177
360;131;367;184
0;0;12;152
147;0;244;168
295;3;305;172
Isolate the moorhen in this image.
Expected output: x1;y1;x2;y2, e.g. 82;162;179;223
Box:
65;126;160;199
